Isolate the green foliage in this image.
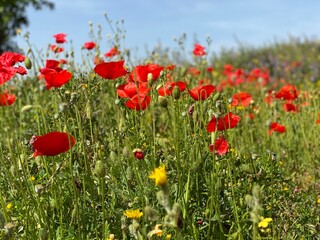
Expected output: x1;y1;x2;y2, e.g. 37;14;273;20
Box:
0;20;319;239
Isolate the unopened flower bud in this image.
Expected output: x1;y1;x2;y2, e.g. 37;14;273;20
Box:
172;85;181;100
212;92;221;102
24;57;32;69
21;105;33;112
158;96;168;108
94;160;106;178
147;73;154;86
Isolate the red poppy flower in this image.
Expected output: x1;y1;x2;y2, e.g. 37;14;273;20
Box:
94;60;129;80
117;82;150;98
209;136;229;156
31;132;76;157
104;47;120;57
207;112;241;132
84;41;96;50
0;92;16;106
44;70;72;90
0;52;27;85
223;64;234;75
50;44;64;53
188;84;216;101
158;81;186;96
53;33;67;44
231;92;253;107
283;102;298;112
40;60;63;75
60;59;67;65
128;64;164;82
165;64;176;71
268;122;286;135
193;44;206;56
207;66;214;72
264;90;274;105
125;94;151;111
275;84;299;101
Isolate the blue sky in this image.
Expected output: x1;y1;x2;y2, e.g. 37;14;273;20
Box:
15;0;320;61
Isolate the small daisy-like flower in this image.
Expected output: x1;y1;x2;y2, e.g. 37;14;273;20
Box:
258;217;272;228
149;165;167;186
123;209;143;219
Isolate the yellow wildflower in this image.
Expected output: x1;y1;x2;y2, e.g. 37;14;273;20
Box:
30;176;35;181
258;217;272;228
6;203;13;210
149;165;167;186
123;209;143;219
166;234;172;239
147;224;163;237
317;197;320;204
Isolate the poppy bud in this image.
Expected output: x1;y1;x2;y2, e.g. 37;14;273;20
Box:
24;57;32;69
94;160;106;178
21;105;33;112
133;148;144;160
147;73;154;86
85;101;91;119
172;85;181;100
158;96;168;108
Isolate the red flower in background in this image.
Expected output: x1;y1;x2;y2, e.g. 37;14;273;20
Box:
104;47;120;57
193;44;206;56
283;102;298;112
94;60;129;80
117;82;150;98
44;70;72;90
50;44;64;53
209;136;229;156
223;64;234;75
125;94;151;111
128;64;164;82
0;92;16;106
53;33;67;44
264;90;275;105
158;81;186;96
31;132;76;157
231;92;253;107
207;112;241;132
60;59;67;65
165;64;176;71
207;66;214;72
268;122;286;135
84;41;96;50
0;52;27;85
188;84;216;101
275;84;299;101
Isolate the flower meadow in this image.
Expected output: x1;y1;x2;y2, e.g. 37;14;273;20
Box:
0;19;319;239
